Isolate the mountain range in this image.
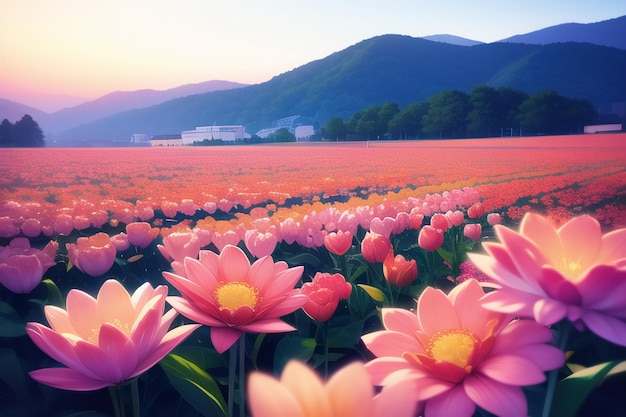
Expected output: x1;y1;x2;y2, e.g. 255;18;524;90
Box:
1;15;625;145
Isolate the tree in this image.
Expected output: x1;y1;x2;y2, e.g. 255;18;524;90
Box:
467;85;502;137
421;90;471;138
13;115;45;147
321;117;347;141
0;119;13;147
388;101;430;139
268;128;296;142
517;91;571;134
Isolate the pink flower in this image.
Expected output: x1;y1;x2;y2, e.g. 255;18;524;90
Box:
445;210;465;227
0;238;58;293
110;232;130;252
362;279;563;417
383;249;418;287
323;230;353;256
66;232;116;277
467;203;484;219
26;279;199;391
487;212;501;226
247;360;417;417
157;231;202;263
211;229;241;252
430;213;449;231
125;222;160;249
301;272;352;322
468;212;626;346
463;223;482;241
361;231;391;263
244;229;278;258
418;225;444;252
163;244;307;353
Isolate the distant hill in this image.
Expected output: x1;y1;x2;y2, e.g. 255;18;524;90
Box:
421;35;484;46
53;34;626;144
499;15;626;50
0;80;248;136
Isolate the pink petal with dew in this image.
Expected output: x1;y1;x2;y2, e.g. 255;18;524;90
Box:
182;257;219;295
132;323;200;378
533;298;568;326
449;280;496;337
464;373;527;417
381;308;419;334
365;357;414;385
259;293;308;318
326;362;374;417
417;287;460;335
578;265;626;315
97;280;135;326
362;330;421;358
248;255;278;290
518;213;564;265
477;354;548;385
29;368;111;391
469;249;538;294
581;310;626;347
261;267;304;299
537;267;581;304
219;245;251;283
43;305;75;335
557;216;602;267
480;289;539;317
211;326;243;354
131;308;163;359
500;344;564;371
238;318;297;333
373;380;421;417
495;227;546;287
247;371;306;417
165;296;224;327
26;323;100;380
280;361;332;416
489;319;553;352
65;289;99;340
425;384;476;417
597;228;626;264
98;324;139;380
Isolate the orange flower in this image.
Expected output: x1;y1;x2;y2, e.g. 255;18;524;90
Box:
383;248;418;287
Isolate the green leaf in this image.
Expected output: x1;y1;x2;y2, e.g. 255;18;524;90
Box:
0;348;28;403
550;360;621;417
273;335;316;374
0;301;26;337
172;345;227;370
160;353;227;417
42;278;65;307
327;317;364;349
250;333;266;369
284;252;322;267
347;264;368;283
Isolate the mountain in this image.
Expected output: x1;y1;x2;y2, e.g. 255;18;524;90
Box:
0;80;248;137
421;35;484;46
53;34;626;144
499;15;626;50
0;99;48;124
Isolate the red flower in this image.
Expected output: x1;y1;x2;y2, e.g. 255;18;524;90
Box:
361;231;391;263
383;249;418;287
301;272;352;322
323;230;353;256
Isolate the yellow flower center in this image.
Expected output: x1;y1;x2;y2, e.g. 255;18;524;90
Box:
560;256;583;280
86;319;130;344
215;282;259;311
426;328;479;370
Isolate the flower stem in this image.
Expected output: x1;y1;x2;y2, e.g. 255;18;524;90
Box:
542;322;572;417
109;386;125;417
322;321;329;380
131;378;141;417
238;334;246;417
228;339;237;417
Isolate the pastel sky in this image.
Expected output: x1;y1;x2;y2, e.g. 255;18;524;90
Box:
2;0;625;112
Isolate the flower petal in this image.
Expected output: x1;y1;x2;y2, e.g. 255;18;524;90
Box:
581;310;626;346
280;361;332;416
425;384;475;417
381;308;419;334
362;330;421;358
210;326;242;354
326;362;373;417
464;373;527;417
247;371;306;417
219;245;251;282
29;368;111;391
417;287;459;334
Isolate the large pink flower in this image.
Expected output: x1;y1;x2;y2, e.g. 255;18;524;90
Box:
247;360;417;417
468;212;626;346
362;279;563;417
0;238;58;293
163;244;307;353
26;279;199;391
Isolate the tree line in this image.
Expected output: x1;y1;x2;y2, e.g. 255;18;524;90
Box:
321;86;600;141
0;115;46;147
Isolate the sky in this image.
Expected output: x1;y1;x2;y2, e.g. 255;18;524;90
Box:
2;0;626;112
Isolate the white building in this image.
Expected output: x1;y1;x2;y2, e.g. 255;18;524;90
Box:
182;125;249;145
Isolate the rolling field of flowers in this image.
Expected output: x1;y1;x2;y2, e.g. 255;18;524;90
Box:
1;133;626;417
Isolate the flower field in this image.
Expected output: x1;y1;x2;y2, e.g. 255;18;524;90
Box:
1;133;626;417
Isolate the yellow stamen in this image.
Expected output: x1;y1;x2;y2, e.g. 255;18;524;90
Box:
426;328;478;371
215;282;259;311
